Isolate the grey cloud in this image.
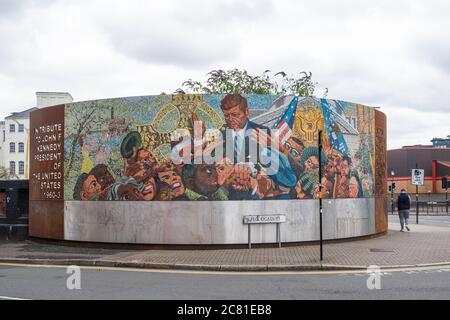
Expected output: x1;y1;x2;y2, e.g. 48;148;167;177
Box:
0;0;55;19
109;28;239;68
170;0;274;25
405;2;450;73
97;0;273;68
218;0;274;18
337;78;450;114
414;39;450;75
0;0;43;19
384;107;449;148
0;27;34;72
0;0;24;17
284;0;415;21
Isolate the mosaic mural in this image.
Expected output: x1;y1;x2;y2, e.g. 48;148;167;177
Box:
64;94;376;201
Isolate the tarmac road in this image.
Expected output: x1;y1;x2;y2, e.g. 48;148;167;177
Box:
1;263;449;300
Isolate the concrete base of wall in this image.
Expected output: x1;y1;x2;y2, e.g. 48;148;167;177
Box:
29;231;388;250
64;198;376;245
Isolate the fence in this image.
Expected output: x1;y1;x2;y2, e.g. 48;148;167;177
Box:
387;192;449;215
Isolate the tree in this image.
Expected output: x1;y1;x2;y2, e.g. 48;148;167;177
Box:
64;101;103;178
0;166;18;180
181;69;326;97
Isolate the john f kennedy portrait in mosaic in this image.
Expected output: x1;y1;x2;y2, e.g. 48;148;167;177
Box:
64;94;376;201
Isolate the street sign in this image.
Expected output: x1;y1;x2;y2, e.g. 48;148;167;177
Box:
411;169;424;185
243;215;286;224
243;215;286;249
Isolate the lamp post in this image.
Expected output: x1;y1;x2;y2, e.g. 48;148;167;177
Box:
318;130;323;262
391;170;395;214
427;190;431;214
415;163;419;224
445;175;448;214
446;180;449;214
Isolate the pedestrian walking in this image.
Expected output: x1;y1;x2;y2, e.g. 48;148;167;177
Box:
397;188;411;232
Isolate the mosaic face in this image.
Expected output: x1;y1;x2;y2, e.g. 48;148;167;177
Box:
64;94;376;201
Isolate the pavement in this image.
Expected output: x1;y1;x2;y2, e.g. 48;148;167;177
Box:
1;222;449;272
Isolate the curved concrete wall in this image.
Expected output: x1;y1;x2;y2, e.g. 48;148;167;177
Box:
29;94;388;245
64;199;375;244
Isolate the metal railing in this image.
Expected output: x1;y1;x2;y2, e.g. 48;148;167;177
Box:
388;193;449;215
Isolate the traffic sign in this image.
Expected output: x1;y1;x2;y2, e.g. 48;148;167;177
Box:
411;169;424;185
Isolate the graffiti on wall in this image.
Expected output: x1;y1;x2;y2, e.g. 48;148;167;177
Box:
63;94;376;201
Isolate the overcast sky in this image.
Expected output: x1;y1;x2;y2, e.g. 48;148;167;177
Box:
0;0;449;149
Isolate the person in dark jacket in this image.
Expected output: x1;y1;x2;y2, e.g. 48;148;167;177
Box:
397;188;411;232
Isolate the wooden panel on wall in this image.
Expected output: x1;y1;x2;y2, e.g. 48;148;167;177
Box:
29;105;65;239
29;201;64;239
374;110;388;233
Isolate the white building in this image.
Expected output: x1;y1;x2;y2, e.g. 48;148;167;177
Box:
0;92;73;179
0;121;5;167
0;108;37;178
36;92;73;108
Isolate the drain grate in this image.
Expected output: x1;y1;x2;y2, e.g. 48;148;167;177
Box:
369;248;395;253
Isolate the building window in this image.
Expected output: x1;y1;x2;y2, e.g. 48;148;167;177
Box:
346;116;357;129
9;124;15;133
19;124;24;132
18;161;24;175
9;142;15;153
18;142;24;153
9;162;15;175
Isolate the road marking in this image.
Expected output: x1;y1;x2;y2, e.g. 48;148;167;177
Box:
1;262;450;276
0;295;30;300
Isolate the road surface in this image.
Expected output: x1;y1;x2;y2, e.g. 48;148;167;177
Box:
1;263;449;300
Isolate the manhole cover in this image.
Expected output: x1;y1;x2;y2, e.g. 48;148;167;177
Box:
369;248;395;253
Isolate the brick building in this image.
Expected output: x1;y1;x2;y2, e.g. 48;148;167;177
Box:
387;146;450;194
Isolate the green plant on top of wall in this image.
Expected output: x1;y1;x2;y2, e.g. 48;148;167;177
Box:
181;69;327;97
